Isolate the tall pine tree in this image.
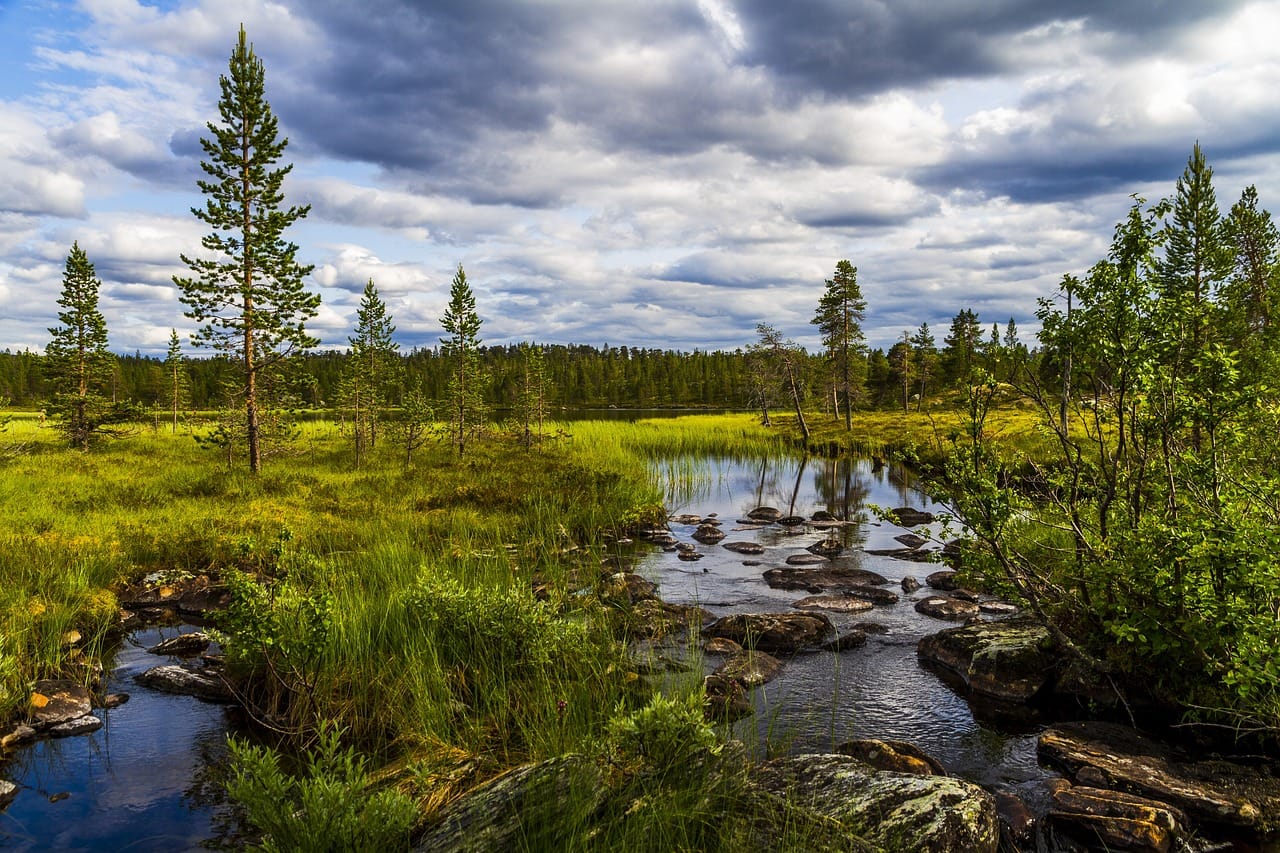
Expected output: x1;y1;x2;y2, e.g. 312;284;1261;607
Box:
165;328;189;433
811;259;866;430
441;265;487;456
46;243;129;449
174;26;319;473
339;279;399;464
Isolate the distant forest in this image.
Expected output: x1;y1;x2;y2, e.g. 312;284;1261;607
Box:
0;321;1025;413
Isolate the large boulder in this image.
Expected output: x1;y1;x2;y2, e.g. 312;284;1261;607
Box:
750;754;998;852
916;618;1056;702
414;755;604;852
703;612;834;653
28;679;92;729
1038;721;1280;833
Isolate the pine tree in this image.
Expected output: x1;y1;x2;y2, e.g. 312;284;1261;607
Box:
440;265;487;456
339;279;399;464
174;26;319;474
811;260;867;430
165;328;190;433
910;323;938;408
46;243;129;449
514;341;549;447
942;308;981;386
887;333;914;413
751;324;808;440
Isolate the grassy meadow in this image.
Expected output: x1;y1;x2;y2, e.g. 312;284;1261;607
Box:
3;412;849;846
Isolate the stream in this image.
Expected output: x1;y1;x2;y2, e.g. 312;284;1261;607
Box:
0;625;236;851
637;455;1057;808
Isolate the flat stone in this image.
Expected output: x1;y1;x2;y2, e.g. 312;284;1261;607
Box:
763;567;889;592
819;628;869;651
1048;781;1187;853
894;533;928;549
721;541;765;555
864;547;938;562
703;612;835;653
28;679;92;728
747;506;782;521
147;631;212;657
0;779;16;810
102;693;130;709
978;601;1018;615
137;664;235;702
784;553;829;566
777;515;807;526
1038;721;1280;832
915;595;980;621
47;715;103;738
889;507;935;527
841;584;900;606
751;754;998;852
794;594;874;614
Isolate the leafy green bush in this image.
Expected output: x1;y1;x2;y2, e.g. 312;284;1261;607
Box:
226;724;417;852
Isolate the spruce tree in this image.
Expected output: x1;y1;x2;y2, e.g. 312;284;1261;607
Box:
46;242;127;449
514;341;549;447
811;259;866;430
165;328;189;433
440;265;487;456
174;26;319;473
339;279;399;464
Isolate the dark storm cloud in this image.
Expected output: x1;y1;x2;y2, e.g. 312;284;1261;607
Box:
732;0;1251;97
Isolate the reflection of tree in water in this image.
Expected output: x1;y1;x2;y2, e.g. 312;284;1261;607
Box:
811;457;871;549
186;713;249;850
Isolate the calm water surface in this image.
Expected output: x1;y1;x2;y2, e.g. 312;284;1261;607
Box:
636;454;1055;805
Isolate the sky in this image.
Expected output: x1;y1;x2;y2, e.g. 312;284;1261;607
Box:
2;0;1279;357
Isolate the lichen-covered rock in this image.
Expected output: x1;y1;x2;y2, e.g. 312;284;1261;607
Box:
837;739;946;776
414;755;604;852
137;664;234;702
702;612;834;653
750;754;998;852
1038;721;1280;833
626;599;712;640
603;571;658;603
713;650;783;687
0;725;36;750
917;618;1055;702
914;595;979;621
28;679;92;728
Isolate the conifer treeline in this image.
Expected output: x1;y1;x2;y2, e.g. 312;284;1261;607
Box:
0;328;1026;414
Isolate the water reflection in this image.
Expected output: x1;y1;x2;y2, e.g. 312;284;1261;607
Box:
640;453;1049;792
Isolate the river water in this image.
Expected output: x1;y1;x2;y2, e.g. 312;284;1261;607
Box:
636;454;1057;809
0;625;235;851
